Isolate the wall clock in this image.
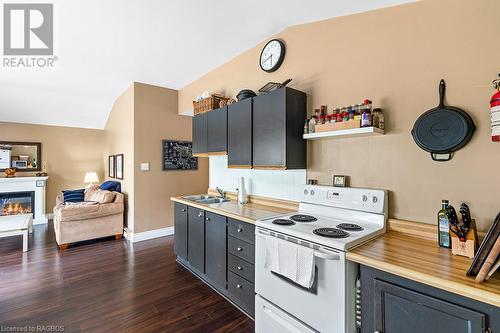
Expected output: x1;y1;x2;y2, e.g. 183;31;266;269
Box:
259;39;285;73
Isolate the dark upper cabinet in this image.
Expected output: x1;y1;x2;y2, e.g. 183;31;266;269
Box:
207;107;227;153
204;212;227;290
192;113;208;155
228;99;252;168
174;203;188;261
361;266;497;333
187;207;205;274
252;87;307;169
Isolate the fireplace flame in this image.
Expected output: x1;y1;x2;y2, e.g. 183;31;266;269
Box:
2;202;32;216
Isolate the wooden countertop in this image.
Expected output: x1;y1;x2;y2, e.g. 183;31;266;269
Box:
347;220;500;307
171;195;296;225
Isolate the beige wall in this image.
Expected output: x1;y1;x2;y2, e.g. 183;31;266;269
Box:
103;84;135;230
179;0;500;231
0;121;104;211
133;82;209;233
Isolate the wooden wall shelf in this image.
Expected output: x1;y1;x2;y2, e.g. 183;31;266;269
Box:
303;126;384;140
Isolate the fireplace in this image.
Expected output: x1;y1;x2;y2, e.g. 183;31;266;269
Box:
0;191;35;218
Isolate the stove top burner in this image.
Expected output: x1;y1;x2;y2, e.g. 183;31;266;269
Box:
313;228;349;238
290;214;317;223
272;219;295;226
336;223;364;231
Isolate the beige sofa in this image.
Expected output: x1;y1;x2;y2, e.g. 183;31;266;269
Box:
53;185;124;249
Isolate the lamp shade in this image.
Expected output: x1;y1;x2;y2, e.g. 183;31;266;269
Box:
84;172;99;184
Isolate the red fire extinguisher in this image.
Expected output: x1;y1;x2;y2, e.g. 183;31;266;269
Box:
491;75;500;142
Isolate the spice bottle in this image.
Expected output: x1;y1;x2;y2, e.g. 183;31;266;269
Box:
372;108;384;130
308;116;317;133
361;99;373;127
304;119;309;134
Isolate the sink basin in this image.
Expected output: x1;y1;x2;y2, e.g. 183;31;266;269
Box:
196;198;230;204
183;195;214;201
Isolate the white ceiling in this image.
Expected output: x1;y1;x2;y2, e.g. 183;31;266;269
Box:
0;0;414;129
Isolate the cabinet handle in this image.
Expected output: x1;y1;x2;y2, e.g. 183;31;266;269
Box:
181;208;186;212
206;217;210;221
237;266;243;270
236;284;242;289
237;247;242;251
237;227;243;233
198;212;203;217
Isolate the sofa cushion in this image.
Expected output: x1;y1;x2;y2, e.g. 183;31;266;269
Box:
100;180;121;193
85;186;116;204
63;189;85;203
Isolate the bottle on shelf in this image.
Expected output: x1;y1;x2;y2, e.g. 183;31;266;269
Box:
308;116;317;133
438;200;451;248
361;99;373;127
304;119;309;134
372;108;384;130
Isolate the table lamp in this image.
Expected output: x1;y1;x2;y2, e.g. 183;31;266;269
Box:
84;172;99;187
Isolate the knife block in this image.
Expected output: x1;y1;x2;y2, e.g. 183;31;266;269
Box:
451;220;478;259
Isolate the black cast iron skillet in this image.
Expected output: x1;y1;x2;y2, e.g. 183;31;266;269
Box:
412;79;475;161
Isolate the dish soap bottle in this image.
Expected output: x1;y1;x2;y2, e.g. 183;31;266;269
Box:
438;200;451;248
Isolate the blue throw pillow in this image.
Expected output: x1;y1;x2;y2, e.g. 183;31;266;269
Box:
62;189;85;203
100;180;121;193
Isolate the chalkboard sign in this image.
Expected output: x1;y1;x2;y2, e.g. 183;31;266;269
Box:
162;140;198;171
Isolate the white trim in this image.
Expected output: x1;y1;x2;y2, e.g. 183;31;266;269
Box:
126;226;174;243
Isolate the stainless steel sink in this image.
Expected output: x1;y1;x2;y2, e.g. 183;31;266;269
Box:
196;198;230;204
183;195;214;201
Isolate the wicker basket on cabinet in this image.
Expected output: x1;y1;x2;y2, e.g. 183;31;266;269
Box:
193;95;229;115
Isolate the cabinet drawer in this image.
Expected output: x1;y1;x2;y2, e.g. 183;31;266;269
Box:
228;237;255;263
228;254;254;282
228;218;255;244
228;271;255;316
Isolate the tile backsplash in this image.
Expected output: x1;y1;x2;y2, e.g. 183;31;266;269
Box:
209;156;306;201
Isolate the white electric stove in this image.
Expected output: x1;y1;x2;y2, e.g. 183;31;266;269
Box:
255;185;388;333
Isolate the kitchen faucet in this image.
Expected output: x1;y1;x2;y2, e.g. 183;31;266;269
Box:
216;187;226;199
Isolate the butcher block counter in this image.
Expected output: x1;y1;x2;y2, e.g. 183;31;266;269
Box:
171;190;297;225
347;219;500;307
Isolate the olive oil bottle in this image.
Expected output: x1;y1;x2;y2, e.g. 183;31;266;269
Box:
438;200;451;248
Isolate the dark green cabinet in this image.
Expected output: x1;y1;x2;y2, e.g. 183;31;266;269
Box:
205;212;227;290
173;203;188;261
207;107;227;153
187;207;205;274
361;265;498;333
228;99;252;168
192;113;208;155
252;87;307;169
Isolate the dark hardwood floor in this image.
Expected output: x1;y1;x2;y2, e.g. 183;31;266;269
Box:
0;222;254;333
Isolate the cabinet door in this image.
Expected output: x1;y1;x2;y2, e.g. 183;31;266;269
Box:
205;212;227;290
373;279;485;333
228;99;252;167
192;113;208;155
207;107;227;153
174;203;188;261
187;207;205;273
252;89;286;167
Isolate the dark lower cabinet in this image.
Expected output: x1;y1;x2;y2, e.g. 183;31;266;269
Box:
361;265;498;333
173;203;188;261
205;212;227;290
174;204;256;318
187;207;205;274
192;113;208;155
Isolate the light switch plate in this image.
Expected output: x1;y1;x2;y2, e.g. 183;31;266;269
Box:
140;163;150;171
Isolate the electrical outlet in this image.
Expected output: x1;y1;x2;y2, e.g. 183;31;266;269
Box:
140;163;150;171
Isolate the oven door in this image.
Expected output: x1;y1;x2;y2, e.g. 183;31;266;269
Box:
255;227;357;333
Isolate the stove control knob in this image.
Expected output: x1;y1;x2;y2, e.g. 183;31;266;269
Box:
304;189;308;195
372;196;378;203
362;195;368;202
310;190;315;196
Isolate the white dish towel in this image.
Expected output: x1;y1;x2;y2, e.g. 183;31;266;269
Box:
264;235;315;288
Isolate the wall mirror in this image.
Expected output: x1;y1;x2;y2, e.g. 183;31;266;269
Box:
0;142;42;172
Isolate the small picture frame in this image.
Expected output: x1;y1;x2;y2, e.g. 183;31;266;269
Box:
333;175;347;187
108;155;115;178
115;154;124;180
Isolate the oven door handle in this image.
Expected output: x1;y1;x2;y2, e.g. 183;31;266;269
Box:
313;251;340;261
